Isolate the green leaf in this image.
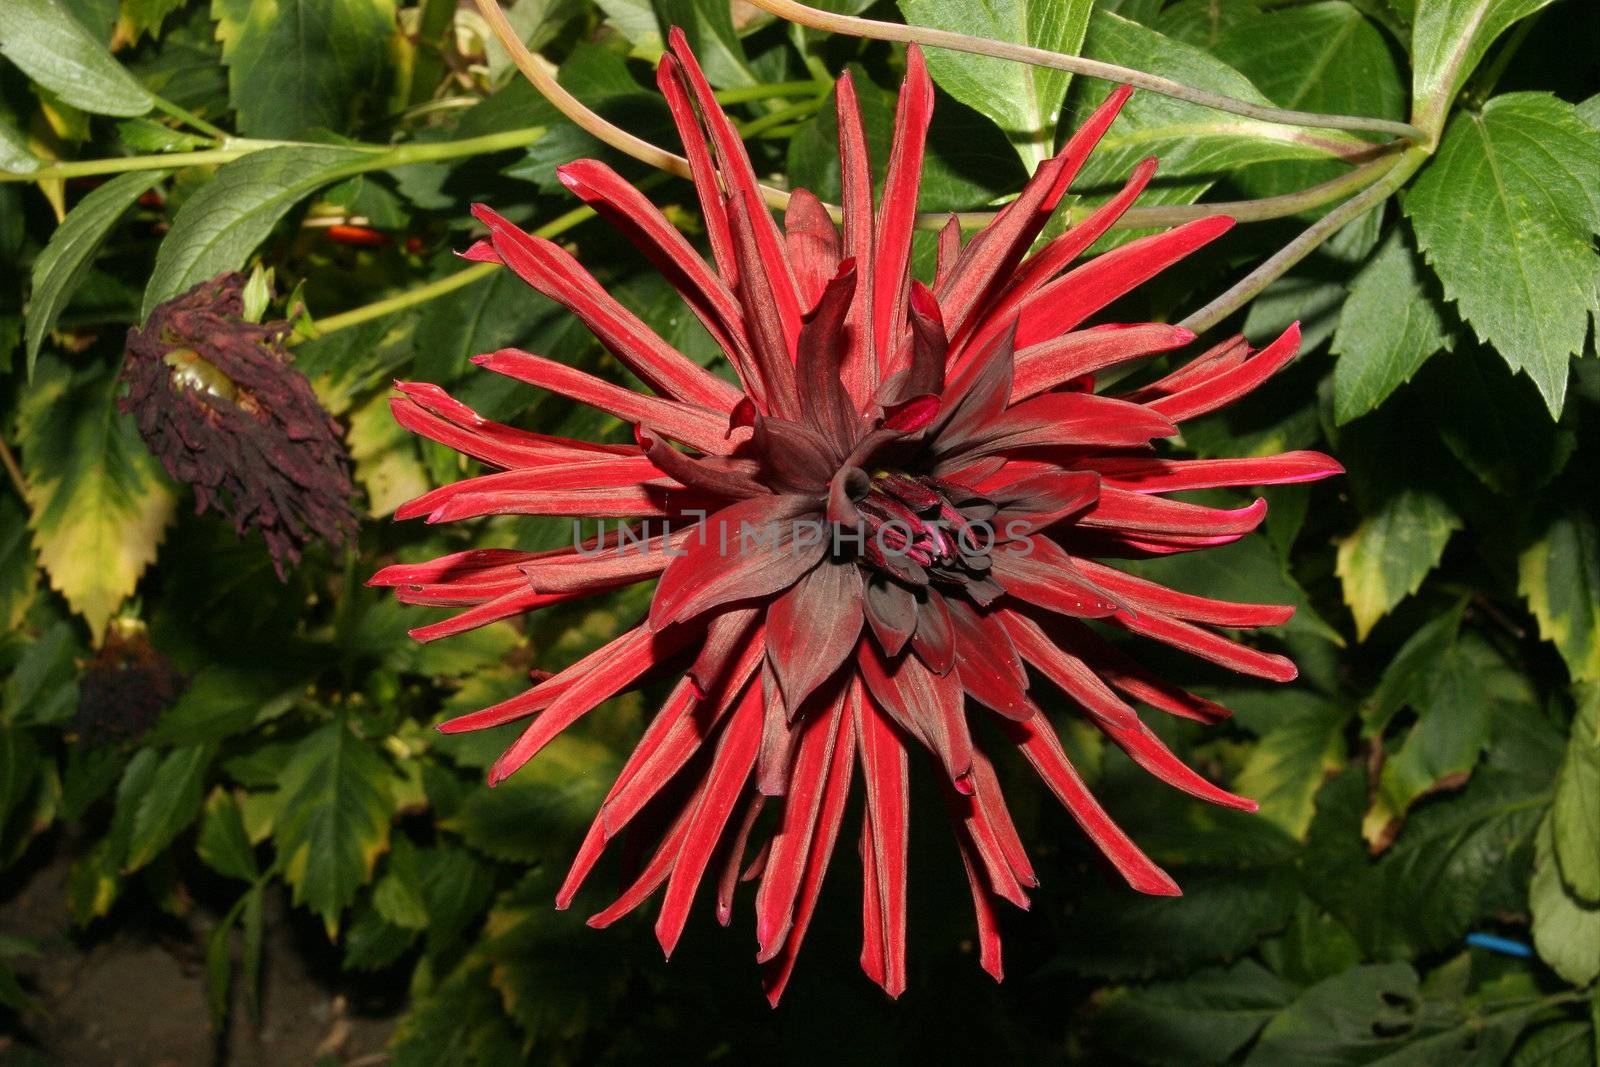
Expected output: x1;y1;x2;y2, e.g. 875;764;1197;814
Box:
346;389;429;518
1404;93;1600;416
1236;694;1352;839
1072;13;1361;222
146;660;317;745
653;0;756;89
26;170;168;378
1423;346;1576;495
213;0;396;139
142;144;373;317
1331;226;1454;423
197;787;259;882
389;956;524;1066
1335;489;1460;640
16;358;177;637
1093;959;1295;1067
452;734;619;864
0;116;38;173
1362;602;1466;735
372;835;428;930
123;0;189;40
0;0;155;116
1245;962;1539;1065
125;743;213;870
416;847;493;956
1552;685;1600;902
0;622;77;727
1508;1022;1597;1067
1519;508;1600;683
273;721;397;936
897;0;1093;170
1530;817;1600;987
1411;0;1558;123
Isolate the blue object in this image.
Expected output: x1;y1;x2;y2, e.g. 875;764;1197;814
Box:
1465;933;1534;958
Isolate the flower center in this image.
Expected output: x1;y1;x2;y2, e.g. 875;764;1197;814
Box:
850;472;993;583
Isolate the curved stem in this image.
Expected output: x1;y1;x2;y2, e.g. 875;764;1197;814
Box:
0;436;27;501
306;261;499;339
743;0;1426;143
1179;147;1428;335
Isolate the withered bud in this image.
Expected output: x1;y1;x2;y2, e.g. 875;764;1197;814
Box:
76;623;187;746
121;273;356;578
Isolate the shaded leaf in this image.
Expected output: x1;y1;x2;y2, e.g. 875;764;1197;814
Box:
197;786;259;882
125;742;212;870
1552;685;1600;902
1529;817;1600;987
1093;959;1295;1067
26;170;168;378
1331;226;1453;424
273;720;396;935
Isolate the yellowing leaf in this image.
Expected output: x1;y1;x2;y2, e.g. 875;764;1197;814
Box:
1335;490;1459;640
1519;508;1600;683
17;357;176;639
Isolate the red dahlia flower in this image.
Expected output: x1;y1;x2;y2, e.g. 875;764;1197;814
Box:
372;30;1340;1003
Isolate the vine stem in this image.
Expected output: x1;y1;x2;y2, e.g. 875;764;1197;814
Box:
1178;146;1429;334
743;0;1426;143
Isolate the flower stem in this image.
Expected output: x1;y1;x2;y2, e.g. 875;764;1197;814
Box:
149;95;230;142
742;0;1426;143
1178;146;1428;335
0;436;28;501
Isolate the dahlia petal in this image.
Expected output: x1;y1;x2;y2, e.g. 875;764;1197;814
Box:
1095;451;1345;493
990;469;1101;535
716;794;766;925
873;44;933;376
521;525;695;594
757;663;801;794
859;639;974;790
587;805;693;929
1053;621;1232;723
998;608;1141;732
650;495;828;630
1009;324;1195;403
766;559;865;716
1112;607;1298;682
834;71;879;408
989;536;1122;619
785;188;842;312
471;205;740;411
1012;216;1235;350
558;678;699;909
368;547;535;589
408;587;576;643
390;383;631;468
1124;334;1249;402
899;281;949;402
727;189;804;420
394;456;670;521
473;348;734;455
556;158;759;393
759;695;856;1006
863;576;918;657
754;692;847;961
933;214;962;289
1075;557;1294;628
938;758;1030;909
1145;323;1302;423
991;158;1158;328
688;605;763;701
1003;709;1180;896
656;54;740;294
1079;490;1268;538
946;599;1031;720
939;84;1134;341
1099;715;1257;812
938;392;1177;462
655;685;763;958
795;260;866;454
911;588;956;676
854;686;909;997
665;27;803;352
970;750;1036;888
638;427;766;499
951;826;1006;983
488;623;694;785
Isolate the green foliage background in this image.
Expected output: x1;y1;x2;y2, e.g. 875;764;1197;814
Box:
0;0;1597;1062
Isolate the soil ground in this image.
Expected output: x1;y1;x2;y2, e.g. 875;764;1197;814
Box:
1;835;400;1066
